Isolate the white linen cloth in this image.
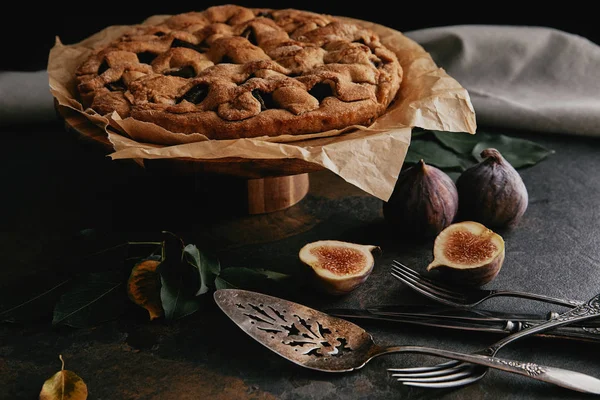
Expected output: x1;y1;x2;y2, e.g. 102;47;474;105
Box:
405;25;600;137
0;71;56;126
1;25;599;136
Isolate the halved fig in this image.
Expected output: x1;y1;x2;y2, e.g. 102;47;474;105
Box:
299;240;380;295
427;221;505;286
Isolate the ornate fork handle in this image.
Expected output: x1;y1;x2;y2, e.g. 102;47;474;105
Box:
489;289;585;308
375;345;600;393
488;293;600;353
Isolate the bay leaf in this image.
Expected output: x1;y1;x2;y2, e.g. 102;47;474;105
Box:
215;267;292;291
432;130;484;155
182;244;221;296
254;268;292;281
404;139;466;169
411;128;428;139
127;257;164;321
157;236;218;320
158;254;204;321
471;135;555;168
159;273;202;320
52;272;127;328
446;171;461;183
39;355;88;400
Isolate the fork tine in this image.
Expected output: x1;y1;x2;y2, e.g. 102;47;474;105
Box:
388;359;459;373
390;271;453;305
391;261;462;296
390;264;468;302
400;373;485;389
390;267;467;303
390;363;470;379
390;260;422;278
394;368;475;383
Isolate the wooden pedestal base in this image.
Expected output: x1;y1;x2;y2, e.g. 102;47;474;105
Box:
246;173;310;214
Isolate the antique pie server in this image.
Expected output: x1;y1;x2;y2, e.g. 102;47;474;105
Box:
323;305;600;342
214;289;600;394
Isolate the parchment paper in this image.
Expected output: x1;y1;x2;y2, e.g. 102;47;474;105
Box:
47;13;476;201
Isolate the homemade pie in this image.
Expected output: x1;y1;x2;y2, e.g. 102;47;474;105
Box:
75;5;403;140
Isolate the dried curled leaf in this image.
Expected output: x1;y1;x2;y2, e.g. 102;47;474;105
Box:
127;258;164;320
39;355;88;400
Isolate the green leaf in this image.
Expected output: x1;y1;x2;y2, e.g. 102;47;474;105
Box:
159;248;206;320
215;267;292;291
52;272;127;328
159;273;203;320
405;139;466;169
431;130;483;155
411;128;429;139
182;244;220;296
254;268;291;281
471;135;555;168
214;277;231;290
445;171;462;183
157;235;219;320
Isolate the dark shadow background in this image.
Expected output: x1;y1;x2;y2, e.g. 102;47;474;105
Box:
1;1;598;71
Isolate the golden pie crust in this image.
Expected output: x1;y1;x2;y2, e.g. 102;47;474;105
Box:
75;5;403;140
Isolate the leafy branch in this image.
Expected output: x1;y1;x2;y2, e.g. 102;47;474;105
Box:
0;231;293;328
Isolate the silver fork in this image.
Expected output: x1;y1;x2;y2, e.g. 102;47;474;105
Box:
390;261;584;309
388;291;600;389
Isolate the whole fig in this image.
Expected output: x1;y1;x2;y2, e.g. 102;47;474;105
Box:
383;159;459;239
456;148;528;228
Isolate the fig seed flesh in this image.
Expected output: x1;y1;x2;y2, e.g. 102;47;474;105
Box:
444;230;498;265
309;245;367;276
427;221;505;286
299;240;379;295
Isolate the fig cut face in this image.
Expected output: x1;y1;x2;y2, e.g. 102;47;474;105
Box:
427;221;505;286
299;240;379;295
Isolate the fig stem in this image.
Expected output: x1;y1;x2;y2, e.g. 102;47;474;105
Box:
481;148;503;162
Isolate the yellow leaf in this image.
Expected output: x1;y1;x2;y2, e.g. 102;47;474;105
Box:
127;258;164;320
39;355;88;400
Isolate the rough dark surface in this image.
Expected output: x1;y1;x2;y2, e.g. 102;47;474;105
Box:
1;122;600;399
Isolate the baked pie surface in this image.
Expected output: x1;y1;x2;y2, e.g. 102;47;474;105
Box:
75;5;403;140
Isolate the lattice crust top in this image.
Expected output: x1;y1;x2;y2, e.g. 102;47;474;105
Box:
75;5;403;140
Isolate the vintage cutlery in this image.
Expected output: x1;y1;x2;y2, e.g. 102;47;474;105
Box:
325;306;600;343
389;291;600;389
364;304;555;321
391;260;584;308
329;304;559;322
214;289;600;394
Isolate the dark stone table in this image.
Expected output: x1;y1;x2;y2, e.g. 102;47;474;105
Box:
2;120;600;399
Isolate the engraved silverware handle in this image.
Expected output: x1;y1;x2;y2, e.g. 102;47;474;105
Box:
512;322;600;342
327;309;600;343
489;293;600;352
373;345;600;394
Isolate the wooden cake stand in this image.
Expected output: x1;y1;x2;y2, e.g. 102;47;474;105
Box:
56;104;324;215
